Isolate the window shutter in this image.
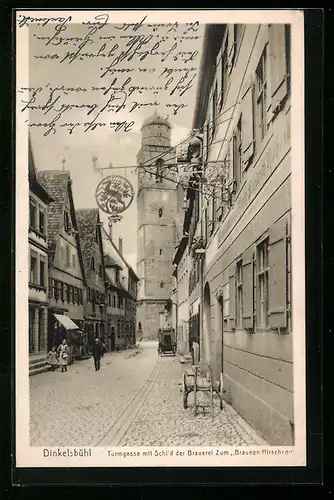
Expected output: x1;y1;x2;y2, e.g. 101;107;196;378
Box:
268;24;288;113
242;248;254;329
241;84;255;170
268;218;288;328
227;25;236;74
208;198;213;234
229;137;234;184
216;48;223;109
215;186;222;222
229;264;236;329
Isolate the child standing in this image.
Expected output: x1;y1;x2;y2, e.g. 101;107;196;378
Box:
46;346;59;372
58;339;69;372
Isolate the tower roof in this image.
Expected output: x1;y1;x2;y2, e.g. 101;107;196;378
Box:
142;110;171;129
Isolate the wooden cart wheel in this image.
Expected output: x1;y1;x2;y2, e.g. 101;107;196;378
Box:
183;372;188;409
220;372;224;410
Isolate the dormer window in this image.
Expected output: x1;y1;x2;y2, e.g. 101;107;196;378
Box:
158;208;163;218
64;211;71;233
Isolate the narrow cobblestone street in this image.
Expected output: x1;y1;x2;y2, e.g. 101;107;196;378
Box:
30;342;266;447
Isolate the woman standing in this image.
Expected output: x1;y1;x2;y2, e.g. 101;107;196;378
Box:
58;339;69;373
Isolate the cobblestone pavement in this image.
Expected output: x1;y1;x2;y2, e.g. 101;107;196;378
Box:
30;341;266;447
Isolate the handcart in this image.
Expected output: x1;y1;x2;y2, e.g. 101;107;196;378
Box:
182;364;225;415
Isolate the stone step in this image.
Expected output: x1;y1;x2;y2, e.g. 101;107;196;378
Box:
29;356;46;366
29;358;49;377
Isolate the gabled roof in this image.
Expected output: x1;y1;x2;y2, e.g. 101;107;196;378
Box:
29;140;54;204
37;170;72;264
101;226;139;282
104;254;122;270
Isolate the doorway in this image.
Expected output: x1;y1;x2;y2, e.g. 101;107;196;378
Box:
203;282;211;366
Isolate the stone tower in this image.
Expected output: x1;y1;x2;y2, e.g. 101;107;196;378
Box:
136;112;178;340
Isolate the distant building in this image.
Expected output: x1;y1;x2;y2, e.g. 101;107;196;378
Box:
136;111;180;340
102;226;139;350
28;140;54;371
37;171;86;350
173;24;292;445
76;209;107;347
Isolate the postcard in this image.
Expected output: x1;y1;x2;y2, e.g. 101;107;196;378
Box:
15;9;306;469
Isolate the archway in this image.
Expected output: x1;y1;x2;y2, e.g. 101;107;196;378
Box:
203;282;212;366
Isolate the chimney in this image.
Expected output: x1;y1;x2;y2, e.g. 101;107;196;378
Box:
118;237;123;255
108;221;113;241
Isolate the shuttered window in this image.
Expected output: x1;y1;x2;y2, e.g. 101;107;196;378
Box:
241;84;255;170
227;25;236;74
268;24;289;115
220;39;228;109
268;218;288;329
255;46;268;145
256;238;269;327
236;260;243;327
242;248;254;329
229;264;236;330
233;117;242;190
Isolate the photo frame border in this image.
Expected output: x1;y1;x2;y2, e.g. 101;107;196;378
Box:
3;6;325;488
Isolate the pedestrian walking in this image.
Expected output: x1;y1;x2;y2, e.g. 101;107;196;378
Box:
101;340;107;358
58;339;69;373
46;346;59;371
92;338;103;371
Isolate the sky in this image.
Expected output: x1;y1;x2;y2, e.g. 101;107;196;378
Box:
23;15;204;270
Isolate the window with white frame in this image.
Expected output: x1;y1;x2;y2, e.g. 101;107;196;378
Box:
255;47;268;145
39;258;46;287
257;238;269;327
30;252;38;284
29;199;37;229
236;259;243;327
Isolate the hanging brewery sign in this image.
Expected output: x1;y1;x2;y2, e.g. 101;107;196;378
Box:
95;175;134;215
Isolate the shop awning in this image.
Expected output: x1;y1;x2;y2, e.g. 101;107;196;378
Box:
53;314;79;331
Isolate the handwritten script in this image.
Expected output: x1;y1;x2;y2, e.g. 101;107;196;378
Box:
17;14;202;136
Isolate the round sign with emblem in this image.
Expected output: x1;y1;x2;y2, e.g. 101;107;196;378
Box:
95;175;134;214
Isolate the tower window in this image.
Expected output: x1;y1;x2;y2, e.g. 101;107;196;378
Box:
159;249;163;255
156;158;164;183
158;208;163;218
160;282;164;288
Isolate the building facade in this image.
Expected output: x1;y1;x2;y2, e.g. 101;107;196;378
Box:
76;209;107;348
37;170;86;350
28;141;54;364
136;112;179;340
173;24;292;445
102;226;139;350
172;236;190;355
